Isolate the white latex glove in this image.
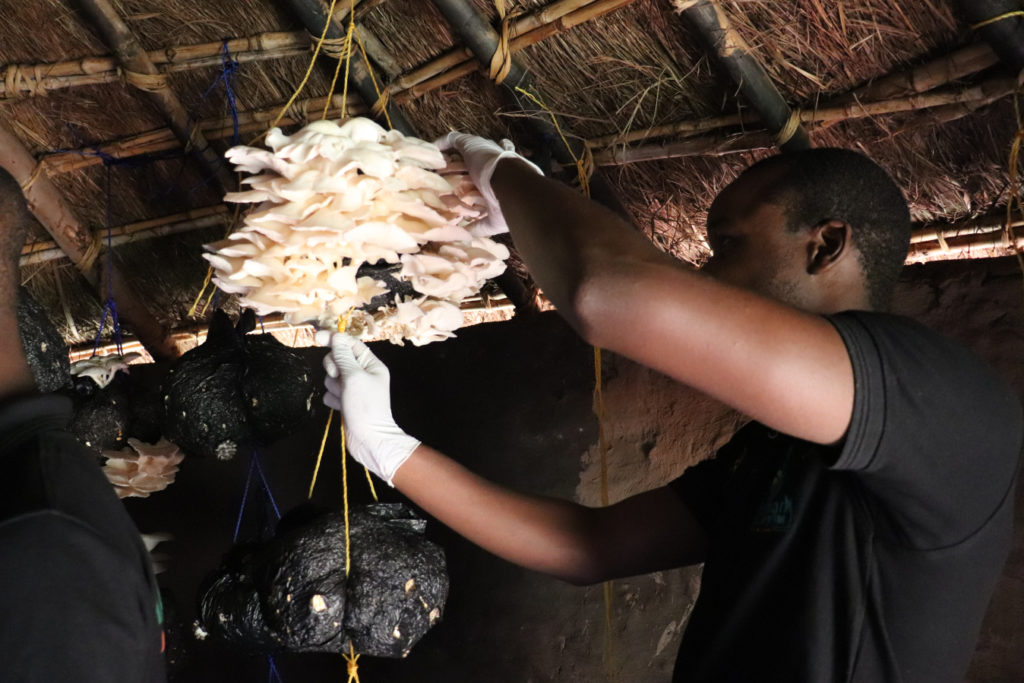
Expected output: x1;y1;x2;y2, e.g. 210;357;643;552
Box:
435;132;543;235
318;330;420;486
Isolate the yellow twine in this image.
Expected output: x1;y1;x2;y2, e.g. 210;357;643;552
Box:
329;0;362;120
341;412;352;576
514;86;590;196
187;267;214;317
319;35;351;60
308;410;333;498
971;10;1024;30
343;642;361;682
353;26;393;130
265;0;340;133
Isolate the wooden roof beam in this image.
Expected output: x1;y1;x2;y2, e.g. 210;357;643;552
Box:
0;119;178;360
676;0;811;152
74;0;235;194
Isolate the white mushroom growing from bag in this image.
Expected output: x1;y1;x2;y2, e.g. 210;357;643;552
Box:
204;117;510;345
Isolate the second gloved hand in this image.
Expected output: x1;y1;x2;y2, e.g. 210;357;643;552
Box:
319;331;420;486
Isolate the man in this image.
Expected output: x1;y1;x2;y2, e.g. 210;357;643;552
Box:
0;168;165;682
322;138;1022;681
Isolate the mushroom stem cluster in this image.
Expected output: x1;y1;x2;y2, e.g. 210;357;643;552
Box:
206;118;509;345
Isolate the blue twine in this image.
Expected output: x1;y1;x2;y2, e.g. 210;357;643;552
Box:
182;42;241;199
258;316;266;334
232;449;282;543
232;453;258;543
251;449;282;520
267;655;285;682
89;165;124;357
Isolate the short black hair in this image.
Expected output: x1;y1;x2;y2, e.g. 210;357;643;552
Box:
0;167;33;271
742;148;911;310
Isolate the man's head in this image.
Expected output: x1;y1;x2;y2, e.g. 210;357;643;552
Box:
703;148;910;313
0;167;33;274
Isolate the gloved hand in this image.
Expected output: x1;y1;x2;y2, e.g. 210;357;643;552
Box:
318;331;420;486
435;132;543;234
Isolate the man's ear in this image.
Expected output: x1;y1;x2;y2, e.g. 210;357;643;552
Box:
806;219;851;274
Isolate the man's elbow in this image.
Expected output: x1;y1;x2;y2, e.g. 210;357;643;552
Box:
566;271;620;350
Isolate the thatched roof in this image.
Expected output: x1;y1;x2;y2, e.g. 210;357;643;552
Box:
1;0;1020;353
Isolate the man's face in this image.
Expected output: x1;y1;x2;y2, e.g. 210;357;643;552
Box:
701;169;812;309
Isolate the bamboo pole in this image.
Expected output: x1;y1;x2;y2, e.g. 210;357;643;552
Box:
911;212;1019;244
589;42;1004;148
678;0;811;152
75;0;235;194
390;0;636;99
592;76;1015;165
838;43;1000;104
41;94;366;175
0;32;311;99
430;0;632;219
20;205;229;266
0;119;177;360
906;233;1024;262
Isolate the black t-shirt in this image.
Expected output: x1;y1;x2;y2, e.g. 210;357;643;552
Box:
670;311;1022;683
0;395;166;682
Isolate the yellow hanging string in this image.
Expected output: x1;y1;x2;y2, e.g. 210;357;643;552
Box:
308;410;333;499
267;0;340;132
971;10;1024;30
512;83;615;681
353;26;393;130
341;410;352;576
324;0;357;121
343;642;361;683
513;86;591;197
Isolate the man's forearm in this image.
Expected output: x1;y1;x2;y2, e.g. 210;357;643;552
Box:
491;159;672;335
392;444;606;585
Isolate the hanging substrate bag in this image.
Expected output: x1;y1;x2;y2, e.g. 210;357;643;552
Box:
198;503;448;658
162;310;315;459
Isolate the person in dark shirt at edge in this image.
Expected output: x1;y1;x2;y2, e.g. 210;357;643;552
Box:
0;168;165;681
321;135;1022;682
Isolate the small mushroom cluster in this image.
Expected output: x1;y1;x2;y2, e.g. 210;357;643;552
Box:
101;437;184;498
206;117;509;345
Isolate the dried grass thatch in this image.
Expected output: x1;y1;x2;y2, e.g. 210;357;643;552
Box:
1;0;1020;347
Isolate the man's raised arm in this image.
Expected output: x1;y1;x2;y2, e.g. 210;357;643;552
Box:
487;155;854;446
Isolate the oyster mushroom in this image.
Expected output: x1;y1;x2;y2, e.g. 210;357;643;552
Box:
210;117;513;343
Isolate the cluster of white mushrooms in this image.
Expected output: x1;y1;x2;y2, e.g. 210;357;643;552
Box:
102;438;184;499
204;117;509;345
